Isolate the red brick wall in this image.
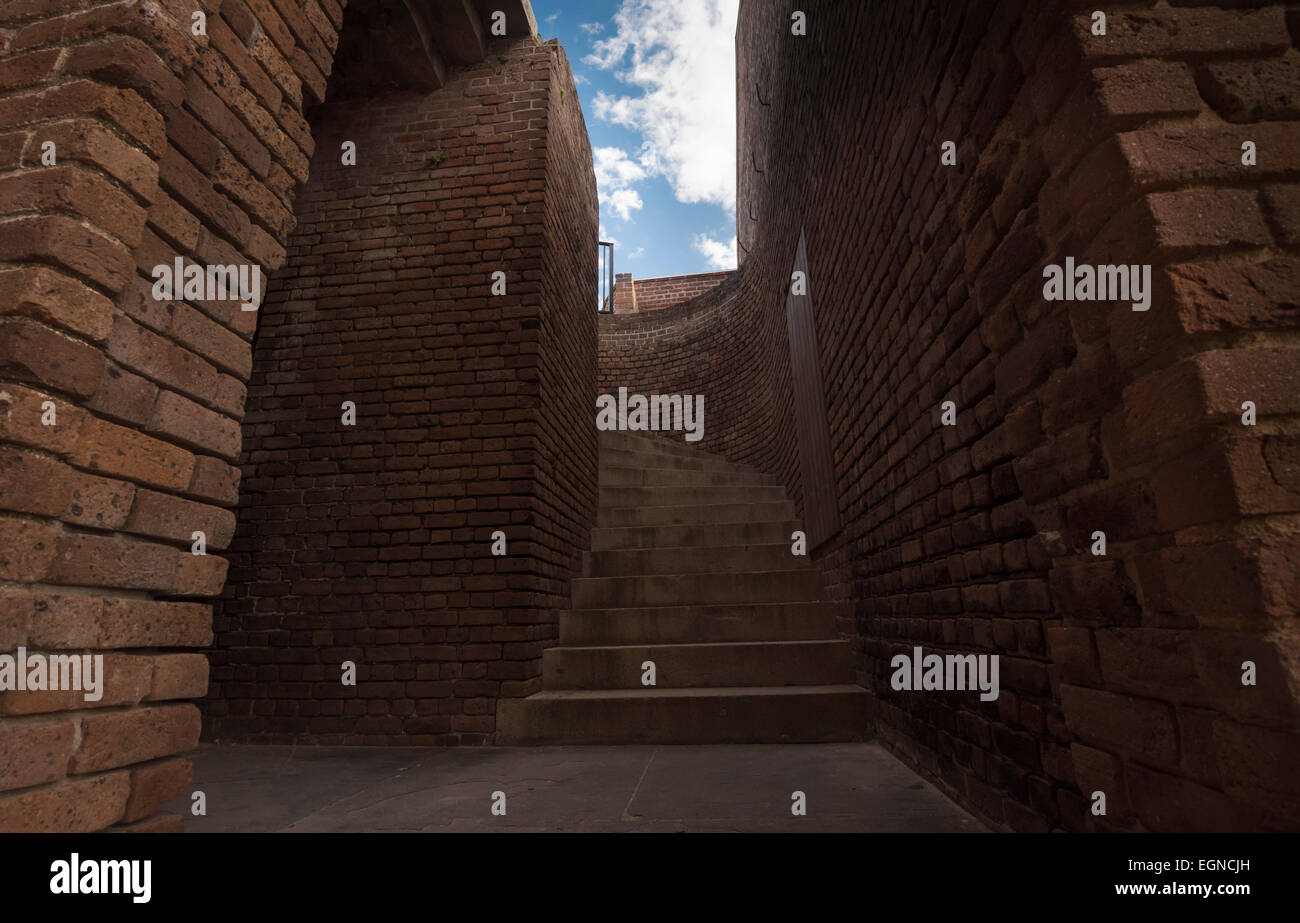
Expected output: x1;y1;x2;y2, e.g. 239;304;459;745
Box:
620;271;734;313
0;0;594;829
207;37;597;745
597;272;799;470
0;0;344;832
599;0;1300;831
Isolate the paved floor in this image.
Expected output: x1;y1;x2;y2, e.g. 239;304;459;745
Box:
166;742;981;832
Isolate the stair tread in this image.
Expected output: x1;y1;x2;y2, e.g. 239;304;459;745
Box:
574;568;817;580
549;639;849;652
525;684;867;700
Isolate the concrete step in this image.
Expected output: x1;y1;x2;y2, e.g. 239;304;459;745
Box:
598;500;796;527
599;484;787;508
572;568;822;608
542;640;854;689
600;447;751;474
590;520;798;551
582;543;807;577
495;685;872;744
599;466;775;488
560;601;837;645
598;429;718;459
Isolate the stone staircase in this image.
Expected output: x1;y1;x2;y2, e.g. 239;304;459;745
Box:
495;430;872;743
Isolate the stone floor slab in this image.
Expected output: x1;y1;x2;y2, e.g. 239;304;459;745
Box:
167;742;981;833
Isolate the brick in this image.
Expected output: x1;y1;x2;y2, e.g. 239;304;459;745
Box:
1075;8;1290;62
147;654;209;700
124;488;236;547
0;267;114;343
71;415;196;490
0;772;129;832
45;531;187;592
994;314;1075;412
0;589;33;649
187;455;241;506
71;704;202;773
123;757;192;821
28;593;102;648
25;119;159;203
1137;535;1300;629
1126;762;1267;833
98;598;213;648
0;517;58;582
1047;561;1142;626
37;81;166;156
0;720;75;792
1059;684;1178;765
88;363;160;426
1046;626;1100;686
0;317;107;399
1213;720;1300;820
63;34;184;110
0;215;134;293
147;389;242;460
1198;57;1300;124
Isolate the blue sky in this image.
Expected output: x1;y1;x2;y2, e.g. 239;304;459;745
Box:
531;0;740;281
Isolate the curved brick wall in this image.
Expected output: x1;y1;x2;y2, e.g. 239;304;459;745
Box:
598;271;801;489
624;271;735;313
599;0;1300;831
207;37;597;747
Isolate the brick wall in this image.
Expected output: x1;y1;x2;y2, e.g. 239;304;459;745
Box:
599;0;1300;831
206;35;596;745
0;0;347;832
0;0;593;829
612;270;734;314
598;272;799;467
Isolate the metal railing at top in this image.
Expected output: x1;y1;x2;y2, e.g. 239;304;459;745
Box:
598;240;614;313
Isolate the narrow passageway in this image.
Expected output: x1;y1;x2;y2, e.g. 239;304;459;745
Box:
0;0;1295;838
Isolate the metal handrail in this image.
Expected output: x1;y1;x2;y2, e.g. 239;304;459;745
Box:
598;240;614;313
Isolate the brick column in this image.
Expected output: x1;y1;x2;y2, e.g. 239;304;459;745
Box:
611;272;637;313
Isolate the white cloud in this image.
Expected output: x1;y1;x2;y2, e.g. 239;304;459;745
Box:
593;146;648;189
579;22;603;35
627;247;645;260
583;0;738;212
544;11;560;25
607;188;643;221
593;146;651;222
573;73;589;85
692;233;736;270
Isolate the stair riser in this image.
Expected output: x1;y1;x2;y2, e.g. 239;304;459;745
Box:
495;690;872;744
598;501;796;527
582;544;806;577
572;570;821;608
600;485;786;507
590;520;797;551
599;431;718;458
600;448;747;473
599;467;773;488
543;642;853;689
560;603;837;645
